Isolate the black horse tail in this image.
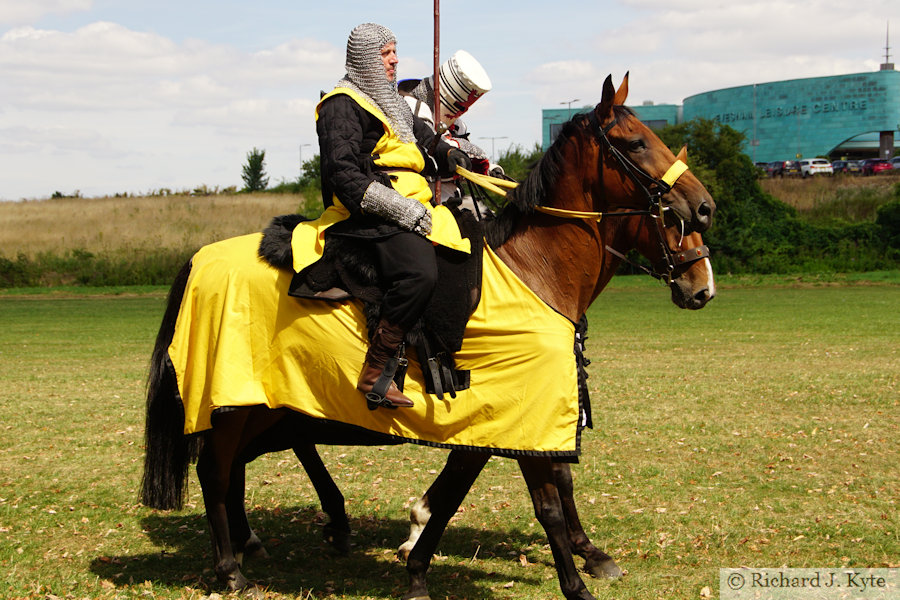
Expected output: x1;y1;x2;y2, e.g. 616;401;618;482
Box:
140;258;202;510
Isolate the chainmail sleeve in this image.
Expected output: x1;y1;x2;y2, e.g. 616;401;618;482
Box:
360;181;432;235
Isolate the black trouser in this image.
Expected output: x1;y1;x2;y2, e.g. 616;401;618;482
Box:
371;232;438;330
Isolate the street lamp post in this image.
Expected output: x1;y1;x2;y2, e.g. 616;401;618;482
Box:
561;98;580;120
478;136;508;162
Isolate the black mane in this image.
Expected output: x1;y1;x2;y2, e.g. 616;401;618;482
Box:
483;117;577;248
483;104;636;249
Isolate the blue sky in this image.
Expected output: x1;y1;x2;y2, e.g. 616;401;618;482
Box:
1;0;897;200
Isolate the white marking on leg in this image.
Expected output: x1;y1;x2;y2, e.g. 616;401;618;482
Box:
398;495;432;561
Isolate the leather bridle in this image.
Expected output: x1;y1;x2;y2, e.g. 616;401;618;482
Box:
453;108;711;284
562;109;711;284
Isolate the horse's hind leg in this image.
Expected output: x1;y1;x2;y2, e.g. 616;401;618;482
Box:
519;457;595;600
397;493;430;562
227;459;269;562
292;443;351;554
553;461;622;578
196;412;255;593
403;449;490;600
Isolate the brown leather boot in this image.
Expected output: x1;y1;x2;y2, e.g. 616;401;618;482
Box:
357;320;414;409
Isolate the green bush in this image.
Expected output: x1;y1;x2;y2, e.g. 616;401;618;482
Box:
0;253;36;287
658;119;899;273
496;143;544;183
0;248;195;288
267;154;324;218
875;198;900;248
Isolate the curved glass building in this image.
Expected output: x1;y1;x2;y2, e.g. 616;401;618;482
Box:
542;68;900;162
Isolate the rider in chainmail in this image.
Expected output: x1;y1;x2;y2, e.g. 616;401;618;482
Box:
314;23;471;410
338;23;416;144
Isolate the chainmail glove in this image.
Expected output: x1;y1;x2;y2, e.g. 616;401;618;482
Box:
361;181;432;236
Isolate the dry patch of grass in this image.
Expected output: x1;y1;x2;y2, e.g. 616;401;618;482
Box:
760;175;897;219
0;194;304;258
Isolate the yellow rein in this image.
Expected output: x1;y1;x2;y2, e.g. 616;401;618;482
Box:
455;159;689;221
454;166;518;196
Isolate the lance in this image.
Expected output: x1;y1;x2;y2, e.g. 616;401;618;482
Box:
433;0;442;203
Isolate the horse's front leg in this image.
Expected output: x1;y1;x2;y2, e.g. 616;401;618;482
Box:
403;449;490;600
519;457;595;600
292;443;351;554
552;462;622;579
196;413;256;594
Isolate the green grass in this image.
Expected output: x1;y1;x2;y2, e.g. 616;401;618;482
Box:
0;282;897;599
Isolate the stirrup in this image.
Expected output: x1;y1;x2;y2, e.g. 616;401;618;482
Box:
365;355;408;410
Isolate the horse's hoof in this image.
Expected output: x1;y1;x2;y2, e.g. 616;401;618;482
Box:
584;557;623;579
323;523;351;555
221;567;248;590
225;577;252;593
401;578;430;600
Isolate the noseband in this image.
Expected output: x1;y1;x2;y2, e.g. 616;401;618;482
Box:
535;110;710;284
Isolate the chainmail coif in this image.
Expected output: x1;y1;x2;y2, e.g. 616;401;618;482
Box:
336;23;416;143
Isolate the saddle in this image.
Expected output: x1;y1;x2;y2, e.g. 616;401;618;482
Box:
258;206;484;398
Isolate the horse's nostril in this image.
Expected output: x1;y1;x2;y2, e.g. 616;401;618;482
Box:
698;201;712;218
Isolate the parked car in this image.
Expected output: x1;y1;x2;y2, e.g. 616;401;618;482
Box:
860;159;893;176
891;157;900;169
832;160;862;174
766;160;801;177
800;158;834;177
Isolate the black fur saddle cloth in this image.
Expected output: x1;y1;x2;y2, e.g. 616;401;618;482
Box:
257;208;485;396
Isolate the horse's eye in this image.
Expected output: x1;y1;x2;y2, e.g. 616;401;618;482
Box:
628;139;647;153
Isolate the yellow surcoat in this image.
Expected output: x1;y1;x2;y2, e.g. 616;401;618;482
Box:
292;88;470;274
168;233;581;457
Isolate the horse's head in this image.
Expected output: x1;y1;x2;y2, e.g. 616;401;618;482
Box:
491;73;717;320
592;73;715;235
589;74;716;309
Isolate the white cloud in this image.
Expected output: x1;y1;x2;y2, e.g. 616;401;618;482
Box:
0;20;344;198
586;0;897;104
0;123;114;156
0;0;92;25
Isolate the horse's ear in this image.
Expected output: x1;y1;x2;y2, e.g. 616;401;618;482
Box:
598;75;615;119
676;145;688;163
613;71;629;106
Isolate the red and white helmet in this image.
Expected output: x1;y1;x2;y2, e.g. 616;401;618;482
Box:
436;50;492;126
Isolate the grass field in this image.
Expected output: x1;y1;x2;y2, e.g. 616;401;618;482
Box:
0;279;897;600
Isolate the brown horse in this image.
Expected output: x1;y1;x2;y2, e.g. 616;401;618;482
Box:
141;73;715;600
